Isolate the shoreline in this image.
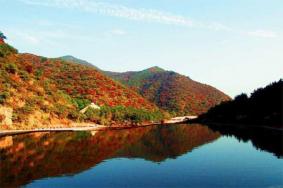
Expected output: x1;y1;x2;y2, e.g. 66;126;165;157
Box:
1;119;282;137
0;118;190;137
0;125;106;137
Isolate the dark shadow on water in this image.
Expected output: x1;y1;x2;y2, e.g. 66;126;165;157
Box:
206;124;283;158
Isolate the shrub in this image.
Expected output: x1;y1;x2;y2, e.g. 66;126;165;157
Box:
72;98;91;110
0;43;18;57
40;57;47;63
84;108;100;122
83;105;164;125
21;104;34;114
53;104;70;118
43;80;52;95
41;105;52;113
5;63;17;74
35;69;43;79
19;70;30;81
0;91;10;104
68;109;85;122
12;106;33;123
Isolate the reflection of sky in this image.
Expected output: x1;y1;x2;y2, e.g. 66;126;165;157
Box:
27;137;283;188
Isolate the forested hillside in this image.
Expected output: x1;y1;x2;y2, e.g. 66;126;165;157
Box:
106;67;230;116
0;41;162;129
198;80;283;128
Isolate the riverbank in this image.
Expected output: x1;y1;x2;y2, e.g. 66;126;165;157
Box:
0;125;105;137
0;116;192;137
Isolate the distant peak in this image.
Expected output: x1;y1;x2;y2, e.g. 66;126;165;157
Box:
60;55;78;60
59;55;98;69
144;66;165;73
62;55;73;58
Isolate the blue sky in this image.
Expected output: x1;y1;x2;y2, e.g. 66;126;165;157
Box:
1;0;282;97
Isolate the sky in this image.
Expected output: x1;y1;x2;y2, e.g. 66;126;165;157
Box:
1;0;282;97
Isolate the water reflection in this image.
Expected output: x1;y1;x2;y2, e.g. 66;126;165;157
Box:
207;124;283;158
0;124;282;187
0;124;219;187
114;125;220;162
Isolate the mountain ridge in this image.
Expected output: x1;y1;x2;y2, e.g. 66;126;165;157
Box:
61;56;230;115
105;68;230;115
59;55;98;69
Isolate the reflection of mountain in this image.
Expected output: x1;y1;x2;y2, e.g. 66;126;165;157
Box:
208;124;283;158
0;127;151;187
115;125;219;162
0;124;219;187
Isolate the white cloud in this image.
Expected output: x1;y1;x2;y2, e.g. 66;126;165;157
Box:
19;0;278;39
20;0;194;27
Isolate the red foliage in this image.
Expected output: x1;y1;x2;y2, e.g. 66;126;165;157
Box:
106;70;230;115
17;54;157;111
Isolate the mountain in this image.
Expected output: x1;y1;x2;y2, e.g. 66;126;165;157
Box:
0;42;158;129
198;80;283;128
105;67;230;115
104;66;165;88
56;56;230;116
59;55;98;69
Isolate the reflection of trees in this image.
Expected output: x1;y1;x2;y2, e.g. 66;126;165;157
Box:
1;123;281;187
208;124;283;158
0;127;152;187
0;124;219;187
115;124;220;162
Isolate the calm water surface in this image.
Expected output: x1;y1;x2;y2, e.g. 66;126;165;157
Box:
0;124;282;188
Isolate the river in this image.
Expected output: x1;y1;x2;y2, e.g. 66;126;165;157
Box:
0;124;282;187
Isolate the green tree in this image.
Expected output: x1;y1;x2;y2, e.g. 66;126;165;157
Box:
0;31;6;40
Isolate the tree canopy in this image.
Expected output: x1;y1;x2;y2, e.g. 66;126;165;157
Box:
198;79;282;128
0;32;7;40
